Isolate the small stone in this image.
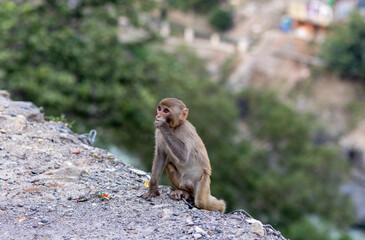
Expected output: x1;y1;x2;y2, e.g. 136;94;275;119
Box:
195;226;207;235
44;194;56;201
30;206;37;211
0;205;6;211
54;164;60;169
17;203;24;207
186;218;194;225
247;218;265;237
38;222;45;226
64;210;73;216
41;218;49;224
193;233;202;239
235;228;245;236
215;227;223;233
31;168;45;175
173;210;180;216
72;149;80;154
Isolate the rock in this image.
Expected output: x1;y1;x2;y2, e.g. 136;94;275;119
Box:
64;210;73;216
128;168;149;177
8;101;43;122
235;228;246;236
186;217;194;225
41;218;49;224
31;168;46;175
0;90;10;99
17;203;24;207
72;149;80;154
193;233;202;239
12;115;28;132
194;226;207;235
247;218;265;237
215;227;223;233
7;179;15;184
44;194;56;201
161;208;172;220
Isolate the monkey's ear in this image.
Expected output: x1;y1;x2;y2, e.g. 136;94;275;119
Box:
180;108;189;121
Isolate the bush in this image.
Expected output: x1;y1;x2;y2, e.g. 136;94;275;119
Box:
320;11;365;80
209;8;233;32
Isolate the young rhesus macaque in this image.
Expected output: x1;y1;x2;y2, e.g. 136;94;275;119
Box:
141;98;226;213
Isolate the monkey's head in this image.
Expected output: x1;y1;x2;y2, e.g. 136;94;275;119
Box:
156;98;189;128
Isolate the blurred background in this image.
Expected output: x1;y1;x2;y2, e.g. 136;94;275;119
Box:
0;0;364;239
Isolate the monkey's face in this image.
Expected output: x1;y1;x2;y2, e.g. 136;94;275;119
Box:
156;105;173;126
156;99;189;128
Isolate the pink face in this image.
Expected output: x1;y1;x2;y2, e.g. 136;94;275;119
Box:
156;105;171;121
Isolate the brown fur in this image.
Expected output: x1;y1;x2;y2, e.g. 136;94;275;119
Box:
142;98;226;213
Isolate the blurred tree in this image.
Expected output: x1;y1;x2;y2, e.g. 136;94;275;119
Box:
320;11;365;80
215;89;354;236
0;0;238;169
209;7;233;32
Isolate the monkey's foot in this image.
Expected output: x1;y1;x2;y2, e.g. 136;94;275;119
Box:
170;190;190;201
141;190;160;200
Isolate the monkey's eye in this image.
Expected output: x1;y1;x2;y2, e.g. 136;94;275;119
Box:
157;106;161;111
163;108;169;113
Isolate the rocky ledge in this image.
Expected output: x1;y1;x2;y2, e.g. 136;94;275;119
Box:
0;90;286;240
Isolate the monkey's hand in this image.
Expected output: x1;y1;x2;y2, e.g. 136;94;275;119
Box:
141;189;160;199
154;117;167;129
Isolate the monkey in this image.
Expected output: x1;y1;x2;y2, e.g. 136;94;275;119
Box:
141;98;226;214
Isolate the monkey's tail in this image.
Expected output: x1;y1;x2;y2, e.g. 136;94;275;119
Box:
207;195;226;214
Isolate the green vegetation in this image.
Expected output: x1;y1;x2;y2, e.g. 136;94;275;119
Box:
209;8;234;32
0;1;354;239
226;90;354;234
168;0;233;31
168;0;220;13
320;11;365;80
45;113;75;129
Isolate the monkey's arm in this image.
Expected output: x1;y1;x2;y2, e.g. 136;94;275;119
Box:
142;147;166;199
158;124;189;165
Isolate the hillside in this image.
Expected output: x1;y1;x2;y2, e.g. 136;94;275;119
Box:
0;90;286;239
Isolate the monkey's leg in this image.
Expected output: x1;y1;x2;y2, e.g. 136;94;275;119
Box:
165;162;191;200
194;174;226;214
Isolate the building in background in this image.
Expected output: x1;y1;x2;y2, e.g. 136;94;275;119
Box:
286;0;364;40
